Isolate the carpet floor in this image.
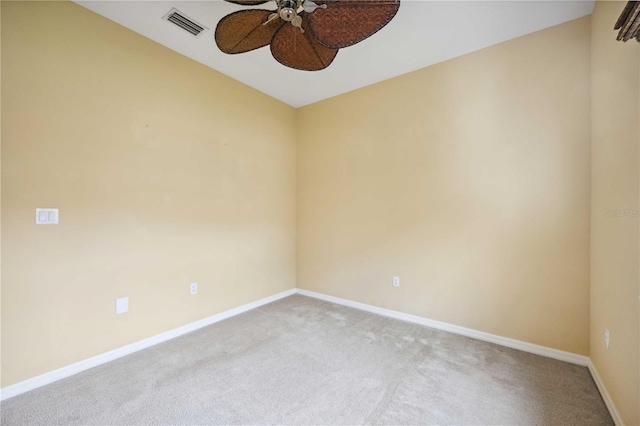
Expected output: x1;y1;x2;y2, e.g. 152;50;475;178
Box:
1;294;612;425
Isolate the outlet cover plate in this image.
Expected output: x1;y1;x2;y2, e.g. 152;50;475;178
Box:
115;297;129;314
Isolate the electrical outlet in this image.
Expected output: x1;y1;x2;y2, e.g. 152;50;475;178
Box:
190;282;198;295
115;297;129;314
392;277;400;288
605;328;610;349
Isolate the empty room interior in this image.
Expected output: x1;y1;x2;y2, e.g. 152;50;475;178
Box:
1;0;639;424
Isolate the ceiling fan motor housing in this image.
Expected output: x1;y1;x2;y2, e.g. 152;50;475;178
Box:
279;0;298;21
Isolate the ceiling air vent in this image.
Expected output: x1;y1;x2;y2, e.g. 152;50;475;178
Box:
162;8;207;37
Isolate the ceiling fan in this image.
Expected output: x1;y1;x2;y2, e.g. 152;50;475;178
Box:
214;0;400;71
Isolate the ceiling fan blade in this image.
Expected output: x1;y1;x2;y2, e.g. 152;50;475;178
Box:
225;0;272;5
271;15;338;71
306;0;400;49
215;10;285;54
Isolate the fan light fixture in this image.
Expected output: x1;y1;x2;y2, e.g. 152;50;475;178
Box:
215;0;401;71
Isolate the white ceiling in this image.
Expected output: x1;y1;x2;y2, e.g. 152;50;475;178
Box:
75;0;594;107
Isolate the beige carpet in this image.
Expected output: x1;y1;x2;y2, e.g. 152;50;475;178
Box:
1;294;612;425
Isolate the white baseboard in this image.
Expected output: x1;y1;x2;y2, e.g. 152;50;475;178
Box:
0;288;296;401
295;288;590;366
296;289;630;422
1;286;622;426
588;360;624;426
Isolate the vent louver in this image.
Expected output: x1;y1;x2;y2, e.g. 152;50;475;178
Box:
163;8;207;37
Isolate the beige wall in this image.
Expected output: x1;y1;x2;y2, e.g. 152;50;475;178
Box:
0;0;3;390
3;2;638;420
297;17;592;355
1;1;297;387
590;2;640;425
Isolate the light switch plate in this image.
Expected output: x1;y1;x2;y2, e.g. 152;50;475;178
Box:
36;208;59;224
115;297;129;314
